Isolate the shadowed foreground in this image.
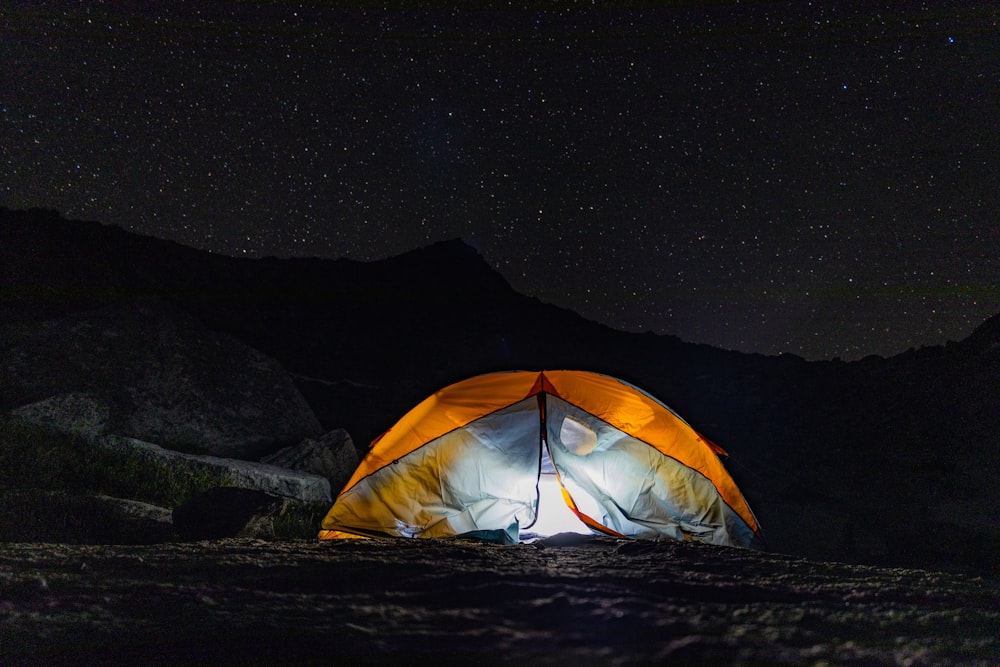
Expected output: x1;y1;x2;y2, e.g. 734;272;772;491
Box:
1;537;997;666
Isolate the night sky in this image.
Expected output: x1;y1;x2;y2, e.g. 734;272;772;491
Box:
3;2;999;360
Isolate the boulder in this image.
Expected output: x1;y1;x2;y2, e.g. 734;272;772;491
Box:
261;428;359;493
101;435;332;504
1;301;323;459
171;487;288;540
0;490;176;544
9;392;111;440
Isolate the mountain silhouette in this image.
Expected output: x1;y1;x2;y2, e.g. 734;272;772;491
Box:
3;206;999;573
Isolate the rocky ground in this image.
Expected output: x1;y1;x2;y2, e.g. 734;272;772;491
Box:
2;536;997;666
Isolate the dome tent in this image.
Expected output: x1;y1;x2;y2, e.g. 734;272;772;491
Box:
319;370;762;548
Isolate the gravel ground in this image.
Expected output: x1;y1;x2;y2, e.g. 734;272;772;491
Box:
1;536;998;666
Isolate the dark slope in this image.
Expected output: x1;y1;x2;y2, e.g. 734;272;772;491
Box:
3;207;999;573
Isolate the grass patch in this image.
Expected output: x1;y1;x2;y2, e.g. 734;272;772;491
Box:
0;415;225;508
272;501;329;540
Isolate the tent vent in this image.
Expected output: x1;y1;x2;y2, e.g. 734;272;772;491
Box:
559;415;597;455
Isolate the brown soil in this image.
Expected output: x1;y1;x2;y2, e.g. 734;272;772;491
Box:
2;536;998;666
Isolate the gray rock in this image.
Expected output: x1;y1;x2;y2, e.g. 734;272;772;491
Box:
261;428;359;493
171;487;288;540
1;301;323;459
97;494;175;527
101;435;332;504
0;490;176;544
9;392;111;440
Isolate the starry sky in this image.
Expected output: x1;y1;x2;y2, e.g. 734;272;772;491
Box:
3;2;999;360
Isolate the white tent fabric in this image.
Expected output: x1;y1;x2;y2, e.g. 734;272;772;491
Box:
544;395;752;545
327;397;540;543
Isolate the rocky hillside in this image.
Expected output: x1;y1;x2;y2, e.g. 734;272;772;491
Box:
2;207;999;574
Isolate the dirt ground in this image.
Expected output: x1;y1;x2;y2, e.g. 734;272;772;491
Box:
1;536;998;666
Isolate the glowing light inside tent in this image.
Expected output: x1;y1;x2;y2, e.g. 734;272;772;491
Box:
531;474;593;536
